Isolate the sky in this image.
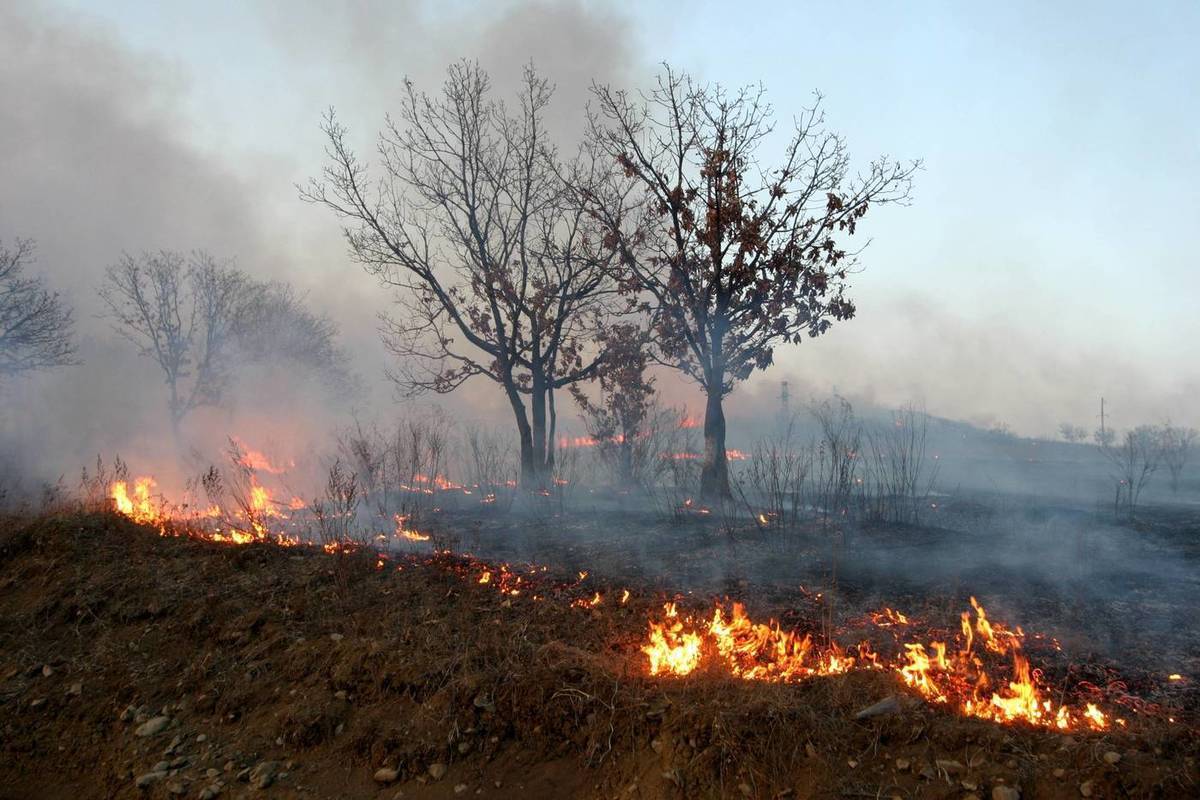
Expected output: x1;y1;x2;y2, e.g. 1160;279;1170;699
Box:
3;0;1198;455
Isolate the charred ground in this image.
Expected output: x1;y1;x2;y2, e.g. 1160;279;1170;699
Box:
1;510;1197;799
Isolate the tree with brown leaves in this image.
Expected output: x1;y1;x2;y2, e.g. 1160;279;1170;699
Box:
304;62;621;486
582;68;919;497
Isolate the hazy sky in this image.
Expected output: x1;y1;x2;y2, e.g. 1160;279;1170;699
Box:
5;0;1198;439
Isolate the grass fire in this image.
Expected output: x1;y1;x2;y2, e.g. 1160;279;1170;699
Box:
3;4;1200;799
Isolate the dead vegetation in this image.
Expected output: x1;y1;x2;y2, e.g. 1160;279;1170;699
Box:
1;511;1197;799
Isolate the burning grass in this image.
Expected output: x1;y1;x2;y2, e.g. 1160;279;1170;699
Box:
0;511;1197;798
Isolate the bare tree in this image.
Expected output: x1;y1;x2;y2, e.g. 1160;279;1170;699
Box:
583;68;918;497
101;251;348;437
1159;422;1197;495
100;251;244;437
0;238;77;379
235;281;353;393
1099;425;1162;520
1058;422;1089;443
303;62;623;487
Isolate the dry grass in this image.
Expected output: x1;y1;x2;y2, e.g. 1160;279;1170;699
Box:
0;512;1196;799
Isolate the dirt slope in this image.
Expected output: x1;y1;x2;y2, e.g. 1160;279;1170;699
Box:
0;513;1195;799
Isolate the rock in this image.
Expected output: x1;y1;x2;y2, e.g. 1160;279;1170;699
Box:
67;682;82;696
42;664;53;677
737;784;752;797
457;741;471;754
199;786;222;800
166;781;186;795
1079;781;1094;798
854;695;901;719
164;734;183;755
847;759;858;768
962;779;978;791
152;761;171;773
29;698;46;709
895;758;911;771
374;767;400;784
454;785;468;795
329;633;344;642
206;769;220;779
427;763;447;781
650;738;664;755
1103;751;1121;765
992;786;1020;800
935;759;965;775
334;690;347;700
249;761;279;790
236;768;252;782
1053;768;1065;778
196;734;207;743
135;771;167;788
136;716;172;737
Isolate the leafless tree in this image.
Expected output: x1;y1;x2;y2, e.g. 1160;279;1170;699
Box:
0;238;77;379
303;62;623;486
100;251;244;437
582;67;918;498
1158;422;1197;495
1058;422;1089;443
101;251;349;438
1099;425;1162;520
861;404;939;525
235;281;352;392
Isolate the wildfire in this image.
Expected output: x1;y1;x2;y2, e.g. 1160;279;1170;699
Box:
106;473;1131;736
394;514;431;542
638;597;1112;732
110;477;164;526
231;436;294;474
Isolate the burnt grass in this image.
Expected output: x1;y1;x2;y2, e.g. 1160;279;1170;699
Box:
0;510;1198;799
437;491;1200;719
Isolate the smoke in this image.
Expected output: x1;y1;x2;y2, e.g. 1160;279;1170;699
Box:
0;0;1195;503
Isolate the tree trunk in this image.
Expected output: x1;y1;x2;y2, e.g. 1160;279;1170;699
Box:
530;375;549;488
504;384;538;487
618;439;635;487
700;388;730;499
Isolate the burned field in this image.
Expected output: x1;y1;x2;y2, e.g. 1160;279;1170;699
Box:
1;489;1198;799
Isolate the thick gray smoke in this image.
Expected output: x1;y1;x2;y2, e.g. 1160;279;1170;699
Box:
0;0;646;492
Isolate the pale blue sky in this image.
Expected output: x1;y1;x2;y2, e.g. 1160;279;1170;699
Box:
18;0;1200;432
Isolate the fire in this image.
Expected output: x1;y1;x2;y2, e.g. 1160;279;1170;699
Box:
231;436;294;474
105;471;1125;735
394;514;430;542
639;596;1112;732
642;604;704;677
110;477;163;526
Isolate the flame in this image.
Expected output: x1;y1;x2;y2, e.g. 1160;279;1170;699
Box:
111;477;163;526
640;596;1110;732
642;604;704;677
232;436;294;474
394;514;430;542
